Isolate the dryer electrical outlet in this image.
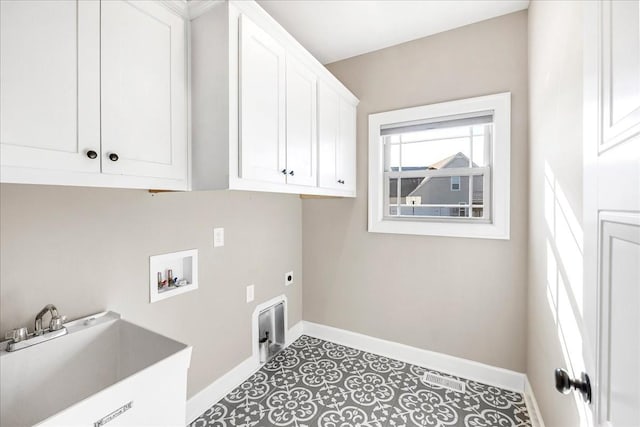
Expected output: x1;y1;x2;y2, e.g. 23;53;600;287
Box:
285;271;294;286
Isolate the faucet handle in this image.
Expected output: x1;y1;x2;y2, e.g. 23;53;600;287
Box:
49;315;66;332
5;327;29;343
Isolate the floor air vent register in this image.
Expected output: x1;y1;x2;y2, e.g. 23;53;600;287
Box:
423;372;467;393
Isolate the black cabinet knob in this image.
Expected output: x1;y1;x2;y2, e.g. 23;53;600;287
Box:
337;179;345;184
289;170;294;176
281;169;287;175
86;150;98;159
108;153;119;162
554;368;592;403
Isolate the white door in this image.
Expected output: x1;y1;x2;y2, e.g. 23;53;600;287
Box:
338;99;357;193
100;0;187;181
286;56;317;187
0;0;100;173
581;1;640;426
239;14;286;184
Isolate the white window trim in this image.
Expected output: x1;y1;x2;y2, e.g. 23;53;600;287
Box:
368;92;511;240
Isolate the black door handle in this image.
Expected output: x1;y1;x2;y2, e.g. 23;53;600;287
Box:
554;368;591;403
108;153;119;162
86;150;98;159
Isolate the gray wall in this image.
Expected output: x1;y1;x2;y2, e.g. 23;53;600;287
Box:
527;1;584;425
302;11;529;372
0;184;302;398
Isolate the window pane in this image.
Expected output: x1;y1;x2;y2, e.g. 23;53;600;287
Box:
471;124;491;167
386;142;400;171
400;133;471;169
386;124;491;170
385;174;486;219
388;176;398;209
472;175;484;218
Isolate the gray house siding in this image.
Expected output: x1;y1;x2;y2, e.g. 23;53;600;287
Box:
390;153;484;217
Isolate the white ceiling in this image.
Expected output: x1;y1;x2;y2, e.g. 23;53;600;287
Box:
256;0;529;64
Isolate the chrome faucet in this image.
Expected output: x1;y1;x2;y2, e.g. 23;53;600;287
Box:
3;304;68;352
34;304;65;335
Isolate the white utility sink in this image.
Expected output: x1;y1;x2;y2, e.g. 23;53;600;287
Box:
0;311;192;427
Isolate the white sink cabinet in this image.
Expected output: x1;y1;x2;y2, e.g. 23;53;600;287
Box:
0;312;192;427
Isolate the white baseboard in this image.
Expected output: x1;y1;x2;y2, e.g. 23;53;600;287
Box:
186;356;259;424
303;321;526;392
287;320;304;345
185;321;303;424
524;376;546;427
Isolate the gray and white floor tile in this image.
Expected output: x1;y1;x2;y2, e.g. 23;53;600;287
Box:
189;335;532;427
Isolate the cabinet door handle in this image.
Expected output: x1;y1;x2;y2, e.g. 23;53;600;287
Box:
86;150;98;159
289;170;294;176
338;179;345;184
108;153;119;162
281;169;287;175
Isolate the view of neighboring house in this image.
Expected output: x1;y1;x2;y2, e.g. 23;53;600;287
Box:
389;152;484;217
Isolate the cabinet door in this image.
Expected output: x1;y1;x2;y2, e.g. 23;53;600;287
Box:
337;99;357;193
286;57;317;187
239;14;286;184
100;0;187;182
318;83;341;190
0;0;100;174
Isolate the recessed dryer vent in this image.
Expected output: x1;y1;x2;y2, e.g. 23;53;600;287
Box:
258;301;285;363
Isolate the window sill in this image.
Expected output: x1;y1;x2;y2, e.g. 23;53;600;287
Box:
368;217;510;240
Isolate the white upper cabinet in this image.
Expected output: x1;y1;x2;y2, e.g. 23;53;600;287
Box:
318;82;357;194
0;0;100;174
101;0;187;182
239;14;286;184
338;99;357;193
285;56;317;187
190;1;358;197
0;0;188;190
318;83;340;190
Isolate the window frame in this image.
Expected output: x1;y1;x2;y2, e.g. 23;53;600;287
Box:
368;92;511;239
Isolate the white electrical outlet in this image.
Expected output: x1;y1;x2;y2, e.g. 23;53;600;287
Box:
213;227;224;247
285;271;294;286
246;284;255;303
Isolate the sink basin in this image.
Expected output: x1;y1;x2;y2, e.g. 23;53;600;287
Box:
0;311;191;427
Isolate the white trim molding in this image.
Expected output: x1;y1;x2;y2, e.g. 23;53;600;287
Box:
303;321;525;392
368;92;511;239
186;356;258;424
187;0;224;19
524;377;546;427
159;0;189;18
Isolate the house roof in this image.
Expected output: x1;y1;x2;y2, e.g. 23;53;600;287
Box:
390;152;471;198
408;152;481;199
426;153;457;170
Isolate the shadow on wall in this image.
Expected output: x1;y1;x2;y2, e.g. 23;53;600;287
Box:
543;161;592;425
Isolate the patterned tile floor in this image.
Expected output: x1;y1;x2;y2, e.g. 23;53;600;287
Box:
190;335;531;427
